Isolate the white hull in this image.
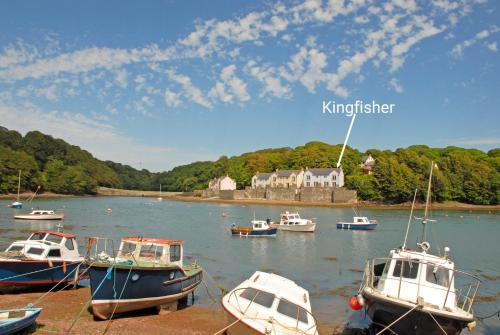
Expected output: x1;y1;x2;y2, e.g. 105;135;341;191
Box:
14;214;64;220
270;222;316;232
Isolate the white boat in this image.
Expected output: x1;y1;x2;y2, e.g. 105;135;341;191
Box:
14;210;64;221
221;271;318;335
352;162;481;335
270;211;316;232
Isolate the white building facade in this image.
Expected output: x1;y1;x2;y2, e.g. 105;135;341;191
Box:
208;175;237;191
303;168;344;187
251;172;274;189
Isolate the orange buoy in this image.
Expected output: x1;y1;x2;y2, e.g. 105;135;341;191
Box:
349;295;362;311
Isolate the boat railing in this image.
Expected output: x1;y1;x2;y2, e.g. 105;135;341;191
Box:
362;257;481;314
84;237;117;262
227;287;319;335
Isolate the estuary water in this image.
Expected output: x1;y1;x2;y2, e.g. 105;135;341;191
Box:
0;197;498;334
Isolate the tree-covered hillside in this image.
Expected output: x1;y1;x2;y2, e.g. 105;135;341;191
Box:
0;126;498;204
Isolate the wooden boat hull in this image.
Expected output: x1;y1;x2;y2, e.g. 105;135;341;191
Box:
363;292;472;335
0;308;42;335
270;223;316;232
14;214;64;220
0;260;87;291
337;222;378;230
230;227;277;237
89;263;203;320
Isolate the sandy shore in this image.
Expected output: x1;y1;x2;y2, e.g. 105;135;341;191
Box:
1;287;342;334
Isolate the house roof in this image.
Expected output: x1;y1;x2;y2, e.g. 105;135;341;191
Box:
276;169;301;177
254;172;273;180
306;167;342;176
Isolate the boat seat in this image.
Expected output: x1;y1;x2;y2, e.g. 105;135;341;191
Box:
0;312;9;319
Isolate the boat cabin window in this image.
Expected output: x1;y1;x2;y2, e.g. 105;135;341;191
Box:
239;288;275;308
170;245;181;262
392;260;419;279
139;244;163;259
29;233;46;240
27;247;44;255
8;245;23;252
426;265;450;287
45;234;63;244
48;249;61;257
65;238;74;250
277;299;309;324
255;223;262;228
121;242;137;256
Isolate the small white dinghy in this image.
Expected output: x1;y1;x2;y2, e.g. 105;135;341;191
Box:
221;271;318;335
14;210;64;221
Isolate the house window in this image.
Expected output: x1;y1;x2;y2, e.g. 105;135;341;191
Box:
306;175;310;180
306;182;310;187
324;182;329;187
170;245;181;262
333;175;337;181
292;177;295;182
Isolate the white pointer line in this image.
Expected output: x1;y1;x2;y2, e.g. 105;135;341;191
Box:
336;113;357;168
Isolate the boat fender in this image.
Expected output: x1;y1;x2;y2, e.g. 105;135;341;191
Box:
356;293;365;307
62;261;66;274
349;295;362;311
48;260;53;268
467;321;476;330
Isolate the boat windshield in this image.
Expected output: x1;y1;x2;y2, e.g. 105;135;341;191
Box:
277;299;309;324
426;264;451;287
138;244;163;259
45;234;63;244
7;245;23;252
120;242;137;257
239;288;275;308
29;233;46;240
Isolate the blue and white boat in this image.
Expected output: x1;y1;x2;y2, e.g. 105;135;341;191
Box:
230;219;278;237
86;236;203;320
9;202;22;209
0;306;42;335
337;216;378;230
0;231;87;291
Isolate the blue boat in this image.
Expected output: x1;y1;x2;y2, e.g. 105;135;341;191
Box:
0;231;87;291
9;171;23;209
9;202;22;209
0;307;42;335
337;216;379;230
230;219;278;237
87;236;203;320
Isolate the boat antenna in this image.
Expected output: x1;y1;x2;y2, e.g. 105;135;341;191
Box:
402;188;418;250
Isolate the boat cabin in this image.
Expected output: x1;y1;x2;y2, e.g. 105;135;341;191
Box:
353;216;370;224
250;219;272;230
3;231;81;261
375;249;461;311
116;237;184;267
30;210;56;215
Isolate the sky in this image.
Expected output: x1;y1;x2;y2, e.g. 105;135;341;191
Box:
0;0;499;171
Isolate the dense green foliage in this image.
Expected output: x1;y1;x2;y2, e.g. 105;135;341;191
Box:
0;126;498;204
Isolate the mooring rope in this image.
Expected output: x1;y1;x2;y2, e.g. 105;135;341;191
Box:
427;311;447;335
102;263;135;334
32;261;83;306
477;309;500;321
65;265;114;334
375;304;419;335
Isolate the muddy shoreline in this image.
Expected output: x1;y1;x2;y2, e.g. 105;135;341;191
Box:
1;287;342;334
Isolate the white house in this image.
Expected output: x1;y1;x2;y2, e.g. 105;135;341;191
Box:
360;154;375;174
303;167;344;187
273;169;304;188
251;172;274;189
208;175;237;191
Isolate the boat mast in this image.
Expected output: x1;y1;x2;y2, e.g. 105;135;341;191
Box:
16;170;21;201
402;188;418;250
421;161;434;243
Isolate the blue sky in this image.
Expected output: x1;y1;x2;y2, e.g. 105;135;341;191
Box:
0;0;499;171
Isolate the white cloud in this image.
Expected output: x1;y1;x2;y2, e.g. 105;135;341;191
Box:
486;42;497;52
389;78;404;93
164;89;182;107
246;61;291;99
115;68;128;88
210;65;250;103
452;27;500;58
166;69;211;108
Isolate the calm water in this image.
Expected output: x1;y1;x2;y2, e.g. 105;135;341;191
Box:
0;197;498;334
